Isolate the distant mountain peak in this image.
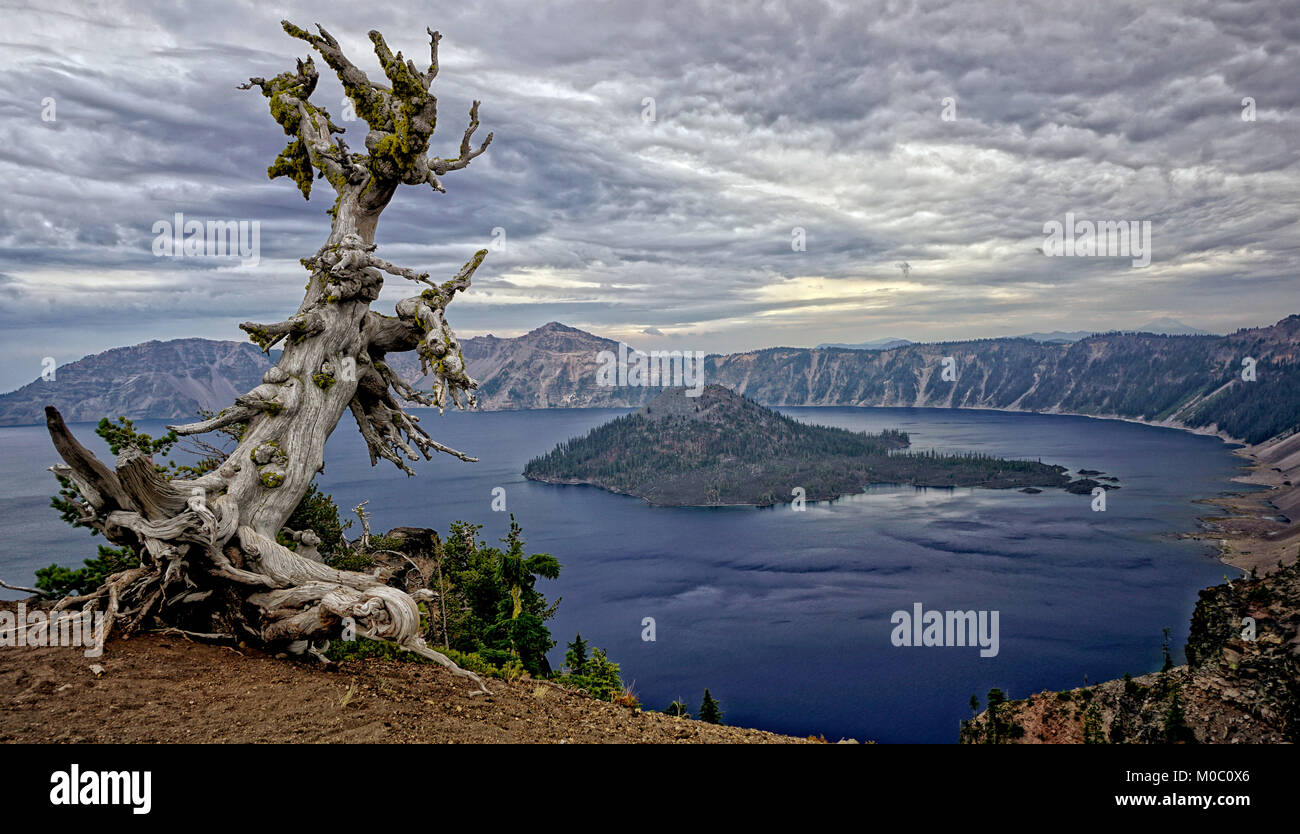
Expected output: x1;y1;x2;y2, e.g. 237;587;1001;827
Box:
1132;317;1211;336
1014;329;1096;343
527;321;586;336
507;322;614;356
816;337;913;351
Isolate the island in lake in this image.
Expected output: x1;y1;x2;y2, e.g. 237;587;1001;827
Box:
523;385;1106;506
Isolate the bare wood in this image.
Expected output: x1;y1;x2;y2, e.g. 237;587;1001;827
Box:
116;448;189;521
169;405;256;436
45;406;133;512
38;22;494;693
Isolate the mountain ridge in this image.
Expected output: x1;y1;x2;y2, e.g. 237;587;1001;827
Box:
2;317;1296;450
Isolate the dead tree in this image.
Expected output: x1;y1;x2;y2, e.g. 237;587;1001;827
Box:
31;20;494;691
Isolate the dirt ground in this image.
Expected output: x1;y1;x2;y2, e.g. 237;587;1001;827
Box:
0;631;815;744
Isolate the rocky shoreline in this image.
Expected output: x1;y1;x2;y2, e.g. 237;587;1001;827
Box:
1184;432;1300;576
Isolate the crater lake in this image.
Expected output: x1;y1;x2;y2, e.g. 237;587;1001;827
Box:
0;406;1245;742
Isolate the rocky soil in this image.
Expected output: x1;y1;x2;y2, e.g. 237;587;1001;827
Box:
0;626;815;744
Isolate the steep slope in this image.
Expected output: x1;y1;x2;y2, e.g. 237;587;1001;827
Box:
960;559;1300;744
454;315;1300;446
707;316;1300;445
449;321;657;410
0;339;274;426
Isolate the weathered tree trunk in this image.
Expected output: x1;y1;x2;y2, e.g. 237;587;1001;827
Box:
29;21;495;692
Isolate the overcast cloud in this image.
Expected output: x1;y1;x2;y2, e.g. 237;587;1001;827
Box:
1;0;1298;390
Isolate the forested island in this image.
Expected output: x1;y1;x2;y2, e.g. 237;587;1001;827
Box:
524;385;1088;506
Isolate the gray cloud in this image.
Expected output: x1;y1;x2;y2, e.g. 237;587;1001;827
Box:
1;0;1299;390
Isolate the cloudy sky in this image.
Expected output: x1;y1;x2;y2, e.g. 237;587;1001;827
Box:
1;0;1298;390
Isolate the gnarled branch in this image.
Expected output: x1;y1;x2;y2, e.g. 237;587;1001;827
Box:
427;100;494;191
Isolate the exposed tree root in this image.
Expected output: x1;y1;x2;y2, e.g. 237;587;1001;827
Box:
25;404;491;695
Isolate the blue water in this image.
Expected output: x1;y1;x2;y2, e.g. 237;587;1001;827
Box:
0;407;1246;742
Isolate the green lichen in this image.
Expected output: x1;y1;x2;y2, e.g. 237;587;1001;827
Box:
245;326;274;351
250;441;288;467
446;249;488;289
260;471;285;489
266;138;314;199
313;372;337;391
263;21;462;220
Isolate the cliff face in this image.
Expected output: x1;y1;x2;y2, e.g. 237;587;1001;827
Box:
960;560;1300;744
461;315;1300;445
1183;561;1300;733
3;317;1298;447
707;316;1300;445
0;339;274;426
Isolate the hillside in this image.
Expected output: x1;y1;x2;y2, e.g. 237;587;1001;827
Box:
0;339;274;426
465;317;1300;447
0;323;638;426
959;558;1300;744
524;385;1079;506
467;316;1300;448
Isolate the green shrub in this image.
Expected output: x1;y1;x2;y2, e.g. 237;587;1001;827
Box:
561;647;624;700
325;636;410;663
324;638;510;679
325;548;375;572
665;700;690;718
367;535;406;552
35;545;139;597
